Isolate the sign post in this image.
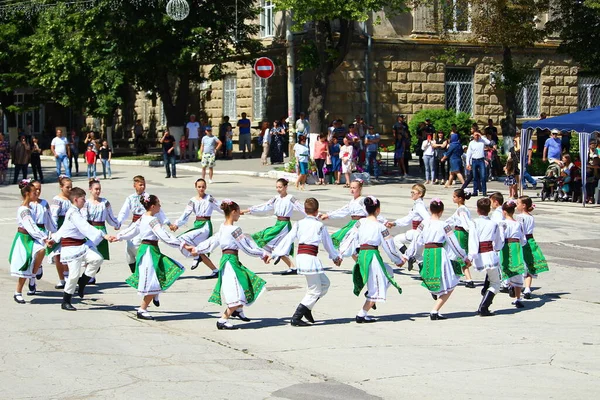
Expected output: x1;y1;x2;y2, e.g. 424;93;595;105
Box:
254;57;275;79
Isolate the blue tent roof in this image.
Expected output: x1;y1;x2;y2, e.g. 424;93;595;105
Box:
522;106;600;133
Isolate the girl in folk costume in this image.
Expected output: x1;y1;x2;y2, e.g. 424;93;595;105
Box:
175;178;223;279
339;196;404;323
49;187;109;311
386;183;431;271
445;189;475;288
517;195;549;300
117;175;175;273
406;199;470;320
9;181;50;304
192;200;268;330
468;198;504;317
48;176;73;289
81;179;120;283
241;178;306;275
26;180;57;294
498;200;527;309
320;179;367;249
110;194;192;320
271;198;342;327
489;192;505;222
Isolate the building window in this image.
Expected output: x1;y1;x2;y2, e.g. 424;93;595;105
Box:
578;75;600;111
445;68;473;115
260;1;275;38
223;74;237;121
253;74;267;122
517;71;540;118
442;0;471;32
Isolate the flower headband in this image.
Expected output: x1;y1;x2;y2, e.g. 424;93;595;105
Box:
141;193;150;202
20;178;32;185
368;195;378;203
354;178;364;183
222;198;233;205
505;199;516;206
430;197;442;204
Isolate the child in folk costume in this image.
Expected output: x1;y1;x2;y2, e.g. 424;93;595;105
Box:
406;199;470;320
192;200;268;330
241;178;306;275
489;192;504;222
81;179;120;283
320;179;367;249
110;194;192;320
49;187;110;311
339;196;404;323
175;178;222;279
48;176;73;289
498;200;527;309
271;198;342;327
386;183;430;271
445;189;475;288
468;198;504;316
9;181;50;304
117;175;176;273
517;195;549;300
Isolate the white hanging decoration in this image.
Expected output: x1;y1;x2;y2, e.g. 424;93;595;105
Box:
166;0;190;21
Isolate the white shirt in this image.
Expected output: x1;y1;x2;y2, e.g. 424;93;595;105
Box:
328;197;368;219
263;129;271;145
29;199;56;232
117;214;183;249
293;143;309;163
499;219;527;246
51;196;72;227
516;213;535;235
406;219;467;261
467;216;503;270
339;219;403;264
393;198;430;227
490;207;504;222
81;198;120;228
466;137;491;165
17;206;48;244
117;193;171;226
186;121;200;139
175;195;222;227
296;119;309;135
194;224;267;258
51;206;104;262
421;139;434;156
51;137;68;156
248;194;306;218
445;205;472;230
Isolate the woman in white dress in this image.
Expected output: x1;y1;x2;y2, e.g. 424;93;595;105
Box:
109;194;193;320
175;178;222;278
9;180;49;304
242;178;306;275
340;136;354;187
193;200;268;330
320;179;366;249
445;189;475;288
340;196;404;323
48;176;72;289
406;199;469;320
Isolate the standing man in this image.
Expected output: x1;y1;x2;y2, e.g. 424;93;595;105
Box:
237;112;252;159
218;116;232;159
199;126;222;183
185;114;201;161
68;129;80;176
51;128;71;178
160;129;177;178
12;134;31;184
543;129;562;165
466;130;490;196
365;125;381;181
486;119;499;143
133;119;144;155
296;112;309;142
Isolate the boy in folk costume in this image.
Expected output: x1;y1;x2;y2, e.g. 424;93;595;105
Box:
468;198;504;316
271;198;342;326
117;175;176;273
49;187;110;311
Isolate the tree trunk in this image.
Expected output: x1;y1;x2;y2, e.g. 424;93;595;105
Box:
158;71;190;156
308;68;328;136
502;46;518;153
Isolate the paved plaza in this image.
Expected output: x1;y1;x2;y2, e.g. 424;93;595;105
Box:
0;159;599;399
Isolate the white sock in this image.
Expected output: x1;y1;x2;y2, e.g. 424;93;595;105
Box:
15;292;22;296
29;277;36;284
523;287;531;293
211;269;218;275
218;317;228;324
358;309;368;317
465;279;472;283
430;310;438;314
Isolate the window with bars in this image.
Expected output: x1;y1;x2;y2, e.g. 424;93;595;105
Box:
516;71;540;118
445;68;474;115
223;75;237;121
442;0;471;32
253;74;267;122
260;1;275;38
578;76;600;110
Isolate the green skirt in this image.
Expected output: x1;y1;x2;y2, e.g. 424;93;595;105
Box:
46;216;64;256
209;253;267;306
252;219;293;255
499;241;526;278
126;243;185;293
92;225;109;260
451;229;468;274
331;219;358;249
352;249;402;297
421;247;443;292
9;232;35;273
522;238;549;275
179;219;213;237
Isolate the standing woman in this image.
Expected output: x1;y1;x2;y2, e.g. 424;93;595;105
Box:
175;178;223;278
30;137;44;183
269;120;285;165
340;136;354;187
9;180;48;304
406;199;469;320
320;179;366;249
313;133;329;185
293;135;310;190
339;196;404;323
192;200;268;330
446;189;475;288
517;196;549;299
432;130;448;185
261;121;271;166
242;178;306;275
442;133;465;187
421;134;435;184
110;194;191;320
48;176;73;289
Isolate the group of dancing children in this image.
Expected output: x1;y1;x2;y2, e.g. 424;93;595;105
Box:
8;175;548;330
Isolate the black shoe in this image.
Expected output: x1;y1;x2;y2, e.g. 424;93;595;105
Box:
137;310;154;320
216;321;237;330
291;318;310;327
464;281;475;288
430;313;447;320
407;257;416;271
355;315;377;323
128;263;136;274
499;287;509;294
153;297;160;307
61;293;76;311
13;294;26;304
77;274;92;298
513;300;525;309
523;292;532;299
231;310;251;322
480;276;490;296
35;267;43;280
165;175;171;178
191;258;202;270
290;304;310;326
297;304;314;323
281;269;298;275
204;270;219;279
478;309;494;317
55;282;65;289
478;291;495;316
508;286;516;298
28;280;36;294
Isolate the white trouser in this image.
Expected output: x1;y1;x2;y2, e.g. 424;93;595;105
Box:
508;274;524;288
126;236;141;265
484;267;502;294
64;248;103;295
300;273;330;309
394;231;422;262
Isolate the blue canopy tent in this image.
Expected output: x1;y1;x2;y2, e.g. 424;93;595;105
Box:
521;106;600;206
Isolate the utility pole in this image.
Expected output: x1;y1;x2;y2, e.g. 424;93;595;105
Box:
286;10;296;156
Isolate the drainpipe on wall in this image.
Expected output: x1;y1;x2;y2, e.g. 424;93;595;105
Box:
362;17;372;126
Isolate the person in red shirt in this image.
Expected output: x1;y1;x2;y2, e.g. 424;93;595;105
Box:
85;144;97;179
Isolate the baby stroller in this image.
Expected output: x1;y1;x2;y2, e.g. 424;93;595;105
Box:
539;162;561;201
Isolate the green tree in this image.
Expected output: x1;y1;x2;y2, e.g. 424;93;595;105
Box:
275;0;410;133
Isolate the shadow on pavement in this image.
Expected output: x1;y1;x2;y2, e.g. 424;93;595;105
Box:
493;291;568;316
153;310;218;322
233;317;289;329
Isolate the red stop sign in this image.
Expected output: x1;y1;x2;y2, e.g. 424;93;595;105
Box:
254;57;275;79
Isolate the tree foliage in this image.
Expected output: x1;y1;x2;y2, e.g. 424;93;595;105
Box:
408;108;475;148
